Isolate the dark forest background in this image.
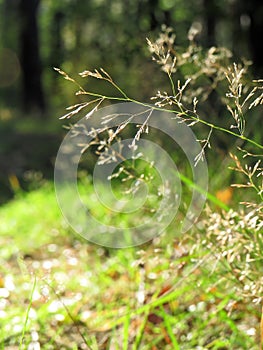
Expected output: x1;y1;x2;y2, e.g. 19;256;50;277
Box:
0;0;263;203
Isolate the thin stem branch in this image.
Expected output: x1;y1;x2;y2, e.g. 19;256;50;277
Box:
168;73;176;96
19;276;37;350
78;89;263;150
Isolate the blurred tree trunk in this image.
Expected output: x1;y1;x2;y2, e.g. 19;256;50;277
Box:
148;0;159;30
246;0;263;76
231;0;263;76
203;0;217;47
19;0;45;114
50;10;65;69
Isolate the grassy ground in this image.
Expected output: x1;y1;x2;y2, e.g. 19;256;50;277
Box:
0;182;261;349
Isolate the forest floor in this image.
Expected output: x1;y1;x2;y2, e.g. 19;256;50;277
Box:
0;182;261;349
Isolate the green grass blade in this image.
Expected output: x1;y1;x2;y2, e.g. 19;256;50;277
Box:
19;276;37;350
178;172;230;211
160;305;180;349
123;309;131;350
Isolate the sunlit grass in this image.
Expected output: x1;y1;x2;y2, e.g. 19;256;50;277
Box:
0;184;68;258
0;182;261;349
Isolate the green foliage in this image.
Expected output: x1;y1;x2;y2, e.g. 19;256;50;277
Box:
1;0;263;113
1;16;263;350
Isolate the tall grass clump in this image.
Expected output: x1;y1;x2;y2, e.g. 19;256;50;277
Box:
55;25;263;347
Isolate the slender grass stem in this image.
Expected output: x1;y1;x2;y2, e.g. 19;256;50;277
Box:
19;276;37;350
75;89;263;150
168;73;176;96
